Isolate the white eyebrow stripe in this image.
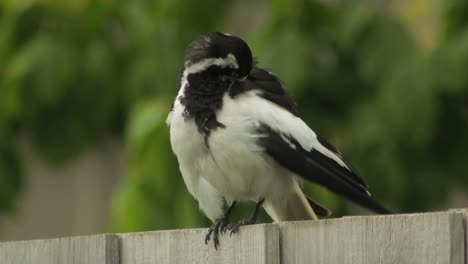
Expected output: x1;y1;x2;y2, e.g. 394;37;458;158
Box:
183;53;238;75
177;53;238;97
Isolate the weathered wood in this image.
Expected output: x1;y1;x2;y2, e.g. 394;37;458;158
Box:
0;234;119;264
342;212;464;264
119;224;279;264
450;208;468;264
279;218;343;263
279;211;465;264
0;210;466;263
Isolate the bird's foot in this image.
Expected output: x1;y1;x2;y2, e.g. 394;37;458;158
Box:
205;217;229;250
225;217;257;235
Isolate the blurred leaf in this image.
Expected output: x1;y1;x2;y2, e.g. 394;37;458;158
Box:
110;99;205;231
443;0;468;38
358;16;416;84
0;135;23;212
0;0;468;232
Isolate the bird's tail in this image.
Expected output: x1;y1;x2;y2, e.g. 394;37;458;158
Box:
263;181;318;221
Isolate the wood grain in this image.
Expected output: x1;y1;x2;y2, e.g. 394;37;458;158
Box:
0;234;119;264
0;210;466;264
279;218;343;263
449;208;468;264
119;223;279;264
279;211;465;264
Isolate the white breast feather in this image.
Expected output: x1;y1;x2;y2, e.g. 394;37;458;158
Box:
168;83;349;221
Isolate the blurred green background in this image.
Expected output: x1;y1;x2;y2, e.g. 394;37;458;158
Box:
0;0;467;237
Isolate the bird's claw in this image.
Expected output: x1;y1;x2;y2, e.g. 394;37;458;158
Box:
219;221;229;235
225;218;256;236
205;217;229;250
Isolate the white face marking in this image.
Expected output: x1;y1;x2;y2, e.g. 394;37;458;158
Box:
183;53;238;74
177;53;239;98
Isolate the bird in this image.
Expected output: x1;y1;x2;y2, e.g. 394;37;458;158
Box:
167;32;391;249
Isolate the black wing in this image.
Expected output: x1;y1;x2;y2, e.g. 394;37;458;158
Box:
257;123;391;214
229;67;298;116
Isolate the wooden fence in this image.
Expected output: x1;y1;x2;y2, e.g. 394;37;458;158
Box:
0;209;466;264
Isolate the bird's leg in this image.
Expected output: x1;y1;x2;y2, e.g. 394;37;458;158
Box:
227;198;265;235
205;201;236;250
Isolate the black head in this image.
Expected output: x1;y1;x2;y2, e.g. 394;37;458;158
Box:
177;33;253;136
183;32;253;79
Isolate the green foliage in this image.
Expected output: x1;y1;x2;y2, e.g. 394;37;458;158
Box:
110;99;205;231
0;0;467;230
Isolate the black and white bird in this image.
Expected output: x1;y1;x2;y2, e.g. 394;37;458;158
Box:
167;32;391;249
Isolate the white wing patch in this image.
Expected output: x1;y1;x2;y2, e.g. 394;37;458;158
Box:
280;134;297;149
228;91;350;170
312;141;349;169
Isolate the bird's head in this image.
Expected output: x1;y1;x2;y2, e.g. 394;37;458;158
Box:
181;32;253;87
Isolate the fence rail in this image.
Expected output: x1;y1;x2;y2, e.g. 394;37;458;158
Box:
0;209;466;264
